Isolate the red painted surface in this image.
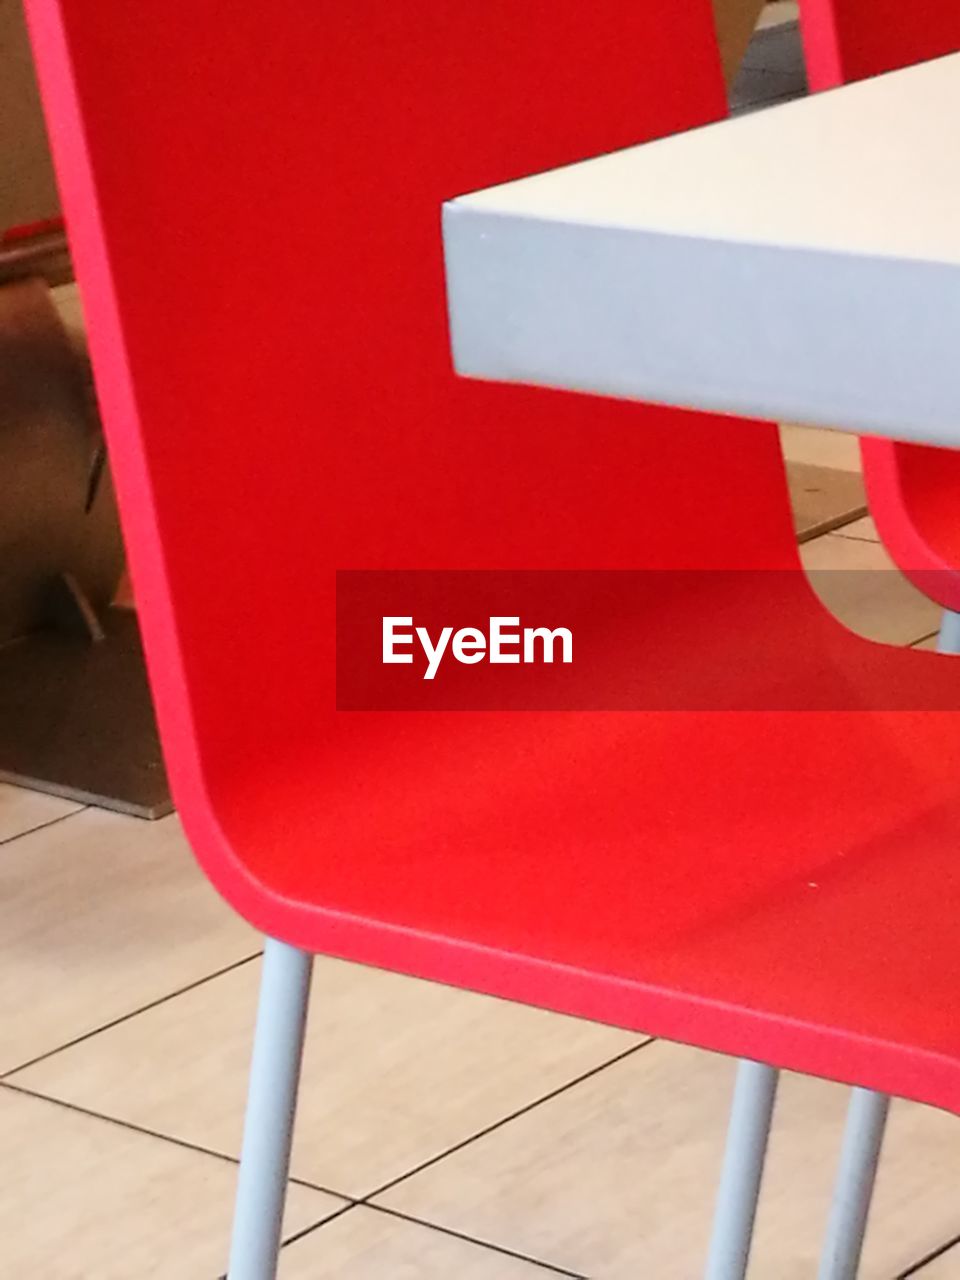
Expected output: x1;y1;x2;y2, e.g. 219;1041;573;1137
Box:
23;0;960;1110
1;215;64;242
801;0;960;610
860;438;960;612
800;0;960;92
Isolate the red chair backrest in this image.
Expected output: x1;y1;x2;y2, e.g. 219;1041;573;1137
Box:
26;1;800;803
800;0;960;609
801;0;960;90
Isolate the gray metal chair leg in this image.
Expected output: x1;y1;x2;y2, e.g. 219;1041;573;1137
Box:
817;1089;889;1280
705;1059;780;1280
937;608;960;654
227;937;313;1280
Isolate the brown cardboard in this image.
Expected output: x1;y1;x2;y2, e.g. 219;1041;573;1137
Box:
0;0;60;231
712;0;767;85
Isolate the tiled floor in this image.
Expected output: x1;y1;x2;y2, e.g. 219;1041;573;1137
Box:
2;426;959;1277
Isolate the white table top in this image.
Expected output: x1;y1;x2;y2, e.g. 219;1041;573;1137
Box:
443;54;960;445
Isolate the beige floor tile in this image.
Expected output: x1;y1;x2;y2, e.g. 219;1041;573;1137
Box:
787;461;866;542
914;634;943;652
800;533;941;644
12;955;638;1197
832;515;880;543
0;782;82;844
780;424;862;473
0;808;257;1073
908;1242;960;1276
280;1207;559;1278
379;1042;960;1280
0;1084;338;1280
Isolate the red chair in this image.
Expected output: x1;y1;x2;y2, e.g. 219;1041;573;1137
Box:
799;0;960;651
24;2;960;1277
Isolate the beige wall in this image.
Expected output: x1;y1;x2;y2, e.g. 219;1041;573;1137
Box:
0;0;60;231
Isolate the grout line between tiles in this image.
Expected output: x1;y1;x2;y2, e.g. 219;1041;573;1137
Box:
898;1233;960;1279
7;1073;584;1279
6;1035;654;1209
0;803;89;850
1;949;264;1078
358;1037;655;1204
797;507;869;544
210;1199;364;1278
0;1078;244;1165
830;531;878;544
12;1032;633;1278
273;1197;584;1278
909;631;941;649
365;1203;587;1277
2;1002;650;1232
0;1078;351;1201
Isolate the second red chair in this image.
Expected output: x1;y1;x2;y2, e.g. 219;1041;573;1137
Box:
800;0;960;650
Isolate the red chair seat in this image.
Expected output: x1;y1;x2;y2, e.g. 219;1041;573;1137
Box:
26;0;960;1135
198;576;960;1116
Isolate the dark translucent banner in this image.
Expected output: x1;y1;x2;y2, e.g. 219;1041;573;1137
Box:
336;570;960;711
